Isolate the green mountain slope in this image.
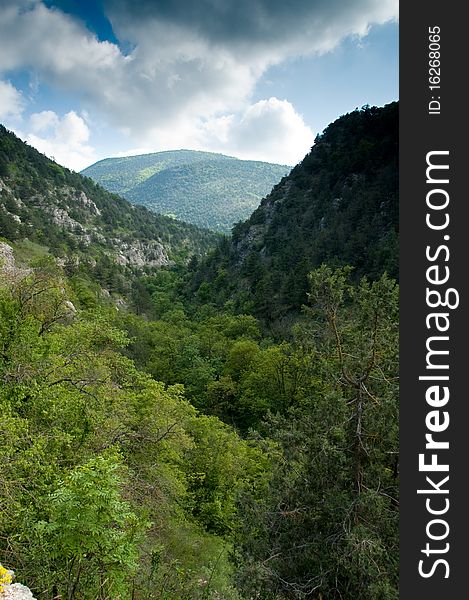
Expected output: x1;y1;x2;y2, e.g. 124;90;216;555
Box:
0;106;398;600
190;102;398;321
0;126;218;292
81;150;290;233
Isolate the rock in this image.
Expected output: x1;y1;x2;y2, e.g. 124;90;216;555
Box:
0;583;37;600
64;300;77;314
114;296;128;310
0;241;15;272
111;239;169;268
233;183;287;265
46;206;85;231
0;242;31;281
77;191;102;216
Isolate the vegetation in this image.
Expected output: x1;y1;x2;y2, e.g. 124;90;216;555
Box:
234;267;399;598
82;150;289;233
0;564;13;592
0;125;218;291
0;104;398;599
0;264;264;598
189;103;398;321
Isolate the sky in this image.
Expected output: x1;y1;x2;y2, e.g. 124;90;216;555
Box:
0;0;398;171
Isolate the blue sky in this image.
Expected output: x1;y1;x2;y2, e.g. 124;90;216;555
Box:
0;1;398;170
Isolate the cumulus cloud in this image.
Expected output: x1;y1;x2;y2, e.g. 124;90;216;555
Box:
25;111;97;171
189;98;314;165
0;1;122;76
0;0;397;142
114;98;313;165
0;80;24;120
30;110;59;133
223;98;314;165
106;0;398;59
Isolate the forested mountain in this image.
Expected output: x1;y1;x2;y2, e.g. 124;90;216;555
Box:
1;106;398;600
190;102;398;321
0;126;218;299
81;150;289;233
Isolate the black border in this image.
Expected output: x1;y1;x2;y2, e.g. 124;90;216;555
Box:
400;3;467;596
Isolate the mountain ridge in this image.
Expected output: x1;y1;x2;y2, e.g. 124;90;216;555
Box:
0;125;218;298
82;149;290;233
189;102;398;321
0;105;398;600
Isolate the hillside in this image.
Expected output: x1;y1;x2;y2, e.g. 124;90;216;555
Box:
81;150;290;233
0;126;218;296
190;102;398;321
0;106;398;600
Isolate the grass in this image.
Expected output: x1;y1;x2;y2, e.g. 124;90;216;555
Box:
12;239;50;266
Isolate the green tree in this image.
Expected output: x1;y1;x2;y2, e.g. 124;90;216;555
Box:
235;266;399;599
36;453;143;600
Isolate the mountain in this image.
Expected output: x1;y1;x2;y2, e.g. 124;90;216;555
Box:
0;125;218;295
190;102;398;321
81;150;290;233
0;107;398;600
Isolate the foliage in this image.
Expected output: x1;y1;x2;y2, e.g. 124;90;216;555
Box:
36;453;142;600
0;104;398;600
0;269;263;599
189;103;398;320
234;266;399;599
0;125;219;295
82;150;289;233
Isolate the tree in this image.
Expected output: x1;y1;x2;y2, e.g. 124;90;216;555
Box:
36;453;143;600
0;267;263;600
235;266;399;599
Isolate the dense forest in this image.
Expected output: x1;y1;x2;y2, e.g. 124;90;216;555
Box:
0;125;218;303
189;102;398;322
82;150;289;233
0;104;398;599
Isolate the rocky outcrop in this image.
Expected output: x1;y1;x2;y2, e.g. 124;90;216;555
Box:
0;569;36;600
0;583;36;600
0;241;31;281
76;190;101;216
233;181;287;264
0;241;15;272
113;239;169;268
43;205;85;232
1;181;170;268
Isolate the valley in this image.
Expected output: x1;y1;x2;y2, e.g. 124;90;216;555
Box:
0;104;399;600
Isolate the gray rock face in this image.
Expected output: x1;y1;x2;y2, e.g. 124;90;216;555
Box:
233;181;288;264
0;241;15;271
1;583;37;600
1;177;171;269
45;205;85;231
0;242;31;281
77;190;101;216
113;239;169;268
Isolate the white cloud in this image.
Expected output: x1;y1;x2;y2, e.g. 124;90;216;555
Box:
25;111;97;171
0;1;122;75
220;98;315;165
0;0;397;145
30;110;59;133
113;99;313;166
0;80;24;120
